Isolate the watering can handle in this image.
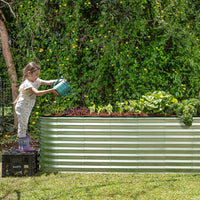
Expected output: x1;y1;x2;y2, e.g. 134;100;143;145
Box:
54;77;64;87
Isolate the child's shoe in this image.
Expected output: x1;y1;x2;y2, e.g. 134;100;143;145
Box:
18;136;35;152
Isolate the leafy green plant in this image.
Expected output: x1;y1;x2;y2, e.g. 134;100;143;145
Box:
140;91;178;114
181;105;196;127
116;101;125;114
170;98;200;126
88;104;96;114
97;105;105;115
129;100;141;113
105;104;113;115
116;100;142;114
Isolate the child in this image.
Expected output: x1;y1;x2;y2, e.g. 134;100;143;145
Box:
15;62;59;151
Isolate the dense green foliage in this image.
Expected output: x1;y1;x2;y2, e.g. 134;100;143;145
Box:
167;98;200;126
2;0;200;100
1;0;200;133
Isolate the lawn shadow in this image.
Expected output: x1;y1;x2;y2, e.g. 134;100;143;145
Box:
132;184;161;199
132;176;179;199
76;177;170;199
34;170;59;176
0;190;21;200
73;180;134;199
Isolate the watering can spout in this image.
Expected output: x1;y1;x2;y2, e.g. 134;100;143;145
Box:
53;78;77;97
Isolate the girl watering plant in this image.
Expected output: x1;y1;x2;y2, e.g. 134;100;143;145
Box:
14;62;64;151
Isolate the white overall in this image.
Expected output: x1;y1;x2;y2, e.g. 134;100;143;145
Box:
15;78;42;137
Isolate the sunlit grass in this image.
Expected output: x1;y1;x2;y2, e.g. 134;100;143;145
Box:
1;164;200;200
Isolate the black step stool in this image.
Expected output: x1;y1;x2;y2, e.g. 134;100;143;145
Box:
2;148;39;177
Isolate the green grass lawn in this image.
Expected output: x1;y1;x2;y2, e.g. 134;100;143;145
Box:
1;159;200;200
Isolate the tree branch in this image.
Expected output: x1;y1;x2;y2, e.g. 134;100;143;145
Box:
0;0;15;17
0;8;6;21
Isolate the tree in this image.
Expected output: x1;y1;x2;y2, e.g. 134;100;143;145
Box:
0;1;18;126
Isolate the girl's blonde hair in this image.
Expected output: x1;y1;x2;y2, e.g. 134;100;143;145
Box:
22;62;41;82
14;62;41;104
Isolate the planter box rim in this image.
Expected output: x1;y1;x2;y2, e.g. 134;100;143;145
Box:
40;116;200;120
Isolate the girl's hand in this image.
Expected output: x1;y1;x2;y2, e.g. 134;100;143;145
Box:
52;89;59;96
59;79;67;82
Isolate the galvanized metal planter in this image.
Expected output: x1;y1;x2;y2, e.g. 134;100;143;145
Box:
39;117;200;173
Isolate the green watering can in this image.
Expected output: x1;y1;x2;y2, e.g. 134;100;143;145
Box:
53;78;77;97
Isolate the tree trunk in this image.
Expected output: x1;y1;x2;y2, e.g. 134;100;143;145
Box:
0;9;18;127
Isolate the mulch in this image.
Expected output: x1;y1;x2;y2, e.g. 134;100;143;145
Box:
43;111;176;117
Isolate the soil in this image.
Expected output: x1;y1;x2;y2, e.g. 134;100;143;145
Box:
43;111;175;117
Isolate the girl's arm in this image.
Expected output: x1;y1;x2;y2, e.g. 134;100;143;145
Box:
41;79;67;86
40;80;57;86
29;87;59;96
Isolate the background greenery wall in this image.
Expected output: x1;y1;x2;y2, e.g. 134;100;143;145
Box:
1;0;200;133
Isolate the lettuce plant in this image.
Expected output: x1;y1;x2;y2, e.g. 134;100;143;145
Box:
140;91;178;114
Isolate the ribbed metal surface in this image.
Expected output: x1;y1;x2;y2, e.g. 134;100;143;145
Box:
39;117;200;173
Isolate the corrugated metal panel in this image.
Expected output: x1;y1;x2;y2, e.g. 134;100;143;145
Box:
39;117;200;173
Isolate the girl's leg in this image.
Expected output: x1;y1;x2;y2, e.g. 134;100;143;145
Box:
17;113;29;137
15;104;35;151
15;103;32;137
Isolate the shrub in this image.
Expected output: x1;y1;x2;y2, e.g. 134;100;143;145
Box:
169;98;200;126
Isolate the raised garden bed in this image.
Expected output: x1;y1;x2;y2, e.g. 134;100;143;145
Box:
39;115;200;173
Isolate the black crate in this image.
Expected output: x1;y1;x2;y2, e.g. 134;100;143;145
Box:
2;149;39;177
